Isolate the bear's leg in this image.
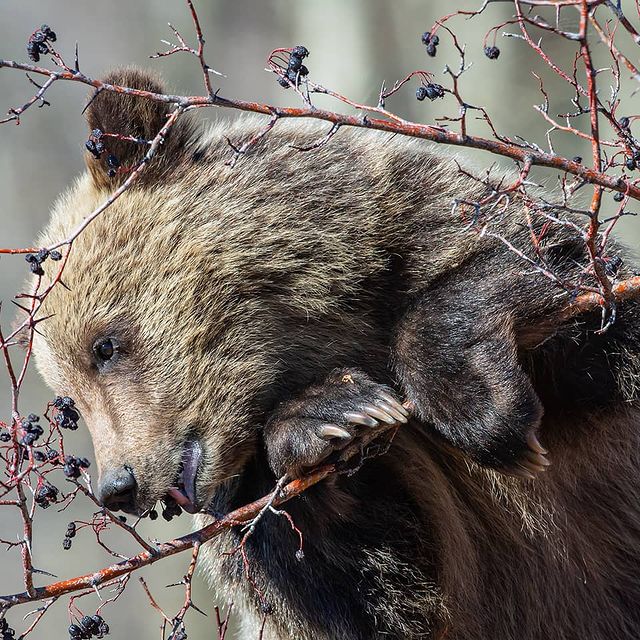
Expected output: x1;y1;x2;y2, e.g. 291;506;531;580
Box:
392;282;549;478
264;368;408;478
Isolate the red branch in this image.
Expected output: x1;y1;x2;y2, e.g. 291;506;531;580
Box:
0;60;638;201
0;466;333;611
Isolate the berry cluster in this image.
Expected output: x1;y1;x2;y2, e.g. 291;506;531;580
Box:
25;248;62;276
20;414;43;446
68;615;109;639
421;32;439;57
63;521;76;550
161;498;182;522
35;482;59;509
277;46;309;88
416;83;445;101
33;448;59;463
63;455;91;479
0;619;15;640
85;130;121;178
85;129;105;159
484;45;500;60
625;150;640;171
27;24;57;62
53;396;80;430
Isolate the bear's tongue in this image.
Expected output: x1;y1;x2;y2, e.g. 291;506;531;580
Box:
167;440;202;514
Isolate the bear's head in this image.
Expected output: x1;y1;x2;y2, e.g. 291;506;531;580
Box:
31;69;288;516
31;68;382;516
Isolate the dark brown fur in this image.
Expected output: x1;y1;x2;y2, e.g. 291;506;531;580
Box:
33;69;640;639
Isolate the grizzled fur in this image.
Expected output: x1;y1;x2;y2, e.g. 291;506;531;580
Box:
33;69;640;639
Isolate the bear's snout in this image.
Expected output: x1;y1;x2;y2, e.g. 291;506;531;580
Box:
97;466;138;514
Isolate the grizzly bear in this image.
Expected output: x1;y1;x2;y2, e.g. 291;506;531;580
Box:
33;68;640;639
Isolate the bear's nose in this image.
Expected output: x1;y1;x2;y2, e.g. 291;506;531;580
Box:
97;467;137;513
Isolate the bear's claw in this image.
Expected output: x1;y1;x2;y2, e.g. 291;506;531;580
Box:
503;432;550;480
264;370;408;478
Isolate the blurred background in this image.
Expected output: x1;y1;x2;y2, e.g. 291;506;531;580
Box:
1;1;639;638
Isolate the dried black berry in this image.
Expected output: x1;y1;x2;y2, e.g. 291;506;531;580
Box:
20;414;44;446
29;262;45;276
27;42;40;62
35;482;59;508
484;46;500;60
291;45;308;59
63;536;72;550
424;84;445;100
626;157;636;171
68;623;83;638
161;499;182;522
421;32;432;45
88;616;109;638
0;431;11;443
614;191;625;202
41;25;57;42
426;43;437;57
64;464;80;479
25;253;45;276
619;116;631;129
85;140;97;157
288;56;303;72
80;615;98;635
53;396;80;430
63;455;89;479
572;156;582;164
50;250;62;261
417;84;445;101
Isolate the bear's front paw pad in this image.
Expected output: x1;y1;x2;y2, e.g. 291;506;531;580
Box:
503;432;551;480
265;382;408;478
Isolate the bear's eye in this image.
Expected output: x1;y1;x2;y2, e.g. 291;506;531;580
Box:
93;337;118;363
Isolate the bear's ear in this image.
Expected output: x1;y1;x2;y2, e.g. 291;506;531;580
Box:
84;67;193;190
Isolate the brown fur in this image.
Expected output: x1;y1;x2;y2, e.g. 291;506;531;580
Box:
32;69;640;639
